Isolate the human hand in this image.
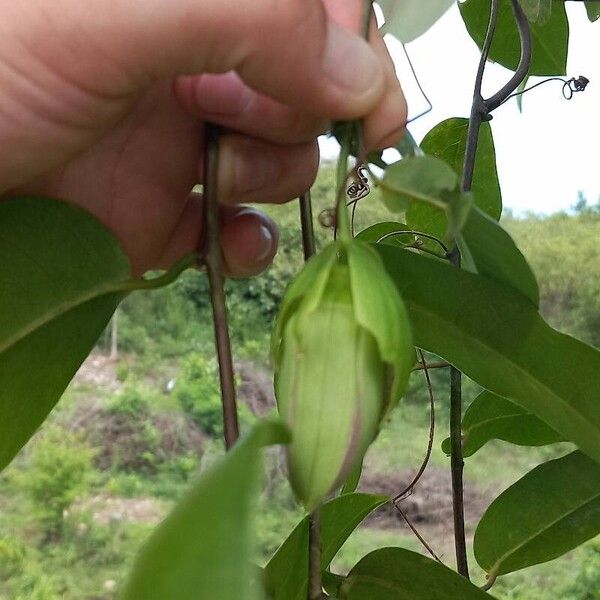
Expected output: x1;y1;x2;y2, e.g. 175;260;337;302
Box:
0;0;406;276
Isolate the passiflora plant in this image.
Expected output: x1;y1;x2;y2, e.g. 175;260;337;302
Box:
0;1;599;599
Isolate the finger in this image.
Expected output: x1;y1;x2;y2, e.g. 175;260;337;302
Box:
16;0;386;120
362;32;408;151
175;72;330;145
220;207;279;278
156;194;279;279
323;0;407;150
212;134;319;205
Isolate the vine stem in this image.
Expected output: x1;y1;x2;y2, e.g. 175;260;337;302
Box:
203;123;240;451
463;0;531;191
308;509;322;600
452;0;531;580
299;192;317;260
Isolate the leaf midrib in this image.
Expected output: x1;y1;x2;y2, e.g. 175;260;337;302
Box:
488;492;600;575
465;412;526;433
409;299;597;445
0;280;132;356
0;253;194;356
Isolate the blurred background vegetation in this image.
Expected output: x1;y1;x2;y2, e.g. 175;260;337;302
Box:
1;167;598;599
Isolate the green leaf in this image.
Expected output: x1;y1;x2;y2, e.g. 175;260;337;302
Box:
264;493;388;600
339;548;493;599
121;420;289;600
396;130;423;158
0;198;125;470
323;571;345;597
404;202;449;252
413;118;538;304
0;198;194;472
382;156;458;214
378;0;454;42
518;0;552;24
355;222;414;248
460;207;539;306
340;459;364;495
460;0;569;76
441;391;565;457
404;189;474;253
586;1;600;22
474;451;600;576
420;118;501;221
405;203;539;306
375;245;600;464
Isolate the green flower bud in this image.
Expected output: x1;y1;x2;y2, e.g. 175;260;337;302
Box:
272;240;413;510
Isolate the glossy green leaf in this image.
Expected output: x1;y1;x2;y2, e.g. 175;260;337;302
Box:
518;0;552;24
412;118;538;304
378;0;454;42
396;130;423;158
382;157;471;247
405;190;474;254
382;156;458;214
0;198;191;471
264;493;388;600
460;0;569;76
322;571;345;597
121;420;289;600
405;205;539;306
475;451;600;576
404;202;449;253
586;1;600;22
420;118;501;221
441;391;565;457
339;548;493;599
355;222;414;248
460;207;539;305
375;245;600;463
340;459;364;495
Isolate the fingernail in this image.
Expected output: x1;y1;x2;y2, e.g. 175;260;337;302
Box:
225;210;277;274
256;224;275;262
323;23;383;96
194;72;253;115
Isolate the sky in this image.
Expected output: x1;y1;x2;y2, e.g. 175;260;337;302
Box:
319;2;600;215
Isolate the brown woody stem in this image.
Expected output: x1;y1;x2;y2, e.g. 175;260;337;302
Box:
203;123;240;451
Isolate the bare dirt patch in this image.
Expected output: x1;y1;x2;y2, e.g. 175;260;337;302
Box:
236;360;276;416
71;400;206;472
359;467;493;538
74;353;122;392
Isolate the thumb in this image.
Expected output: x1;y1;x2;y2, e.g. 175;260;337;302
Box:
14;0;385;120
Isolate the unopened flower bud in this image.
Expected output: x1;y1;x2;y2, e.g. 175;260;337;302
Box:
272;240;413;510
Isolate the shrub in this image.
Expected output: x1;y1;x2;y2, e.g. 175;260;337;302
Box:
175;354;226;436
11;426;95;539
562;540;600;599
0;537;25;580
106;383;157;417
72;383;205;475
175;354;255;437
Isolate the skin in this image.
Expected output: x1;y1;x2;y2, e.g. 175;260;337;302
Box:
0;0;406;277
